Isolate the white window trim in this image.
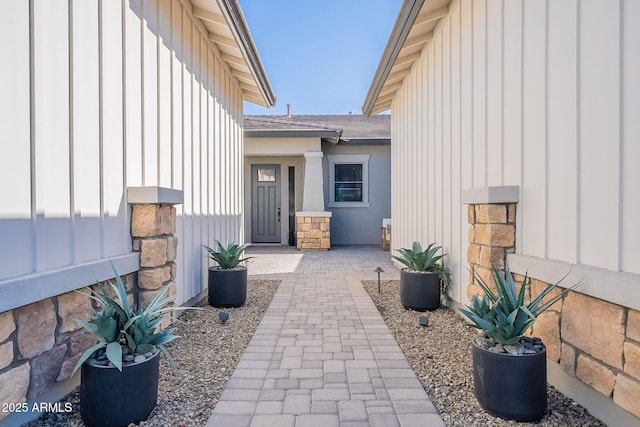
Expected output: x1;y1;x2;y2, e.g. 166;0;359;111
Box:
328;154;370;208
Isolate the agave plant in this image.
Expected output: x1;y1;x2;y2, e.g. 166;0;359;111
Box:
458;264;580;346
392;242;452;295
203;241;253;269
72;264;185;373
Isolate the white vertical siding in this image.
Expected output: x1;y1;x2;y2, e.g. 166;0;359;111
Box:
33;0;72;272
520;0;546;258
142;0;159;186
502;0;523;186
101;0;129;258
125;0;144;187
578;0;620;271
486;0;503;187
158;0;173;190
622;0;640;273
0;0;246;305
472;0;487;188
546;0;578;264
449;3;463;304
72;0;102;263
0;0;31;278
390;0;640;304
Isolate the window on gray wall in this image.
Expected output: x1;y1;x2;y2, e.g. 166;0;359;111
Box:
328;154;370;208
335;164;363;202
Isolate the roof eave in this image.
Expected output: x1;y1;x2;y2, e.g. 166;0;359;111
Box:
361;0;425;116
217;0;276;107
339;138;391;146
245;129;342;140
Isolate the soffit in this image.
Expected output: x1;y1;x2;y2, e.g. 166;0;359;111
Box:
362;0;451;115
190;0;275;107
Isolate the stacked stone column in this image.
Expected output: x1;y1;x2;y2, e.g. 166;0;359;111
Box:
131;204;178;311
296;214;331;250
466;203;516;299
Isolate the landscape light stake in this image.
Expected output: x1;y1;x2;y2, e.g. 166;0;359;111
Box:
374;267;385;293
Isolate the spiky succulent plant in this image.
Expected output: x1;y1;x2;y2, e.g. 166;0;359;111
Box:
392;242;452;295
73;264;186;373
203;241;253;269
457;264;580;346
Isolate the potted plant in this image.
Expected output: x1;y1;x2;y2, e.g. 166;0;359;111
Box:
72;265;186;427
203;241;253;308
457;264;580;422
392;242;451;311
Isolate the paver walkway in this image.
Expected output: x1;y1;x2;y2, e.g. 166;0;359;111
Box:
206;245;445;427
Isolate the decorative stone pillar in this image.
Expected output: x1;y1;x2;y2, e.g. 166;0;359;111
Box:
462;186;519;300
296;212;332;250
297;152;333;250
128;187;183;312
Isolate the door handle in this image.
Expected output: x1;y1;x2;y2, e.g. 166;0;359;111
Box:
277;207;281;222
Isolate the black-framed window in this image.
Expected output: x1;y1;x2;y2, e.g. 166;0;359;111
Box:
334;164;363;202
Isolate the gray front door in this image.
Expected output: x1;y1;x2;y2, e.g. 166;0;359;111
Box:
251;164;281;243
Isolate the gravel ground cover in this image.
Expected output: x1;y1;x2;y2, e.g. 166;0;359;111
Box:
362;279;605;427
23;279;279;427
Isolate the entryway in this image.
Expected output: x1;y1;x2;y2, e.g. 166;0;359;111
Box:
251;164;281;243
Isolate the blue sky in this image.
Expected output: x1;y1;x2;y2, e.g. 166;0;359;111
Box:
239;0;402;115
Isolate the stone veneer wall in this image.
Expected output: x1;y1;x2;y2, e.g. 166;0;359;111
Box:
466;201;640;421
0;273;136;421
516;273;640;419
296;216;331;250
0;201;179;421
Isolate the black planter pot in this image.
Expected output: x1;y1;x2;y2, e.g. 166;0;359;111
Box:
472;340;547;422
80;350;160;427
400;269;441;311
208;267;247;308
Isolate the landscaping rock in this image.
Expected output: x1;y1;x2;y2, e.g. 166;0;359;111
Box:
362;280;605;427
23;280;279;427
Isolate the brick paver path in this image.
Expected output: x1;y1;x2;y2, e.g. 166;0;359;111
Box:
206;245;445;427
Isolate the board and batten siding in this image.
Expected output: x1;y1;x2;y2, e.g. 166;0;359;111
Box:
390;0;639;304
0;0;245;305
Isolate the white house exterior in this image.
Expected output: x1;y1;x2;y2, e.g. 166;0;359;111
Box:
0;0;274;423
364;0;640;424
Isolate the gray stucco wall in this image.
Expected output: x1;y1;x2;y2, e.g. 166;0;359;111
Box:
322;142;391;245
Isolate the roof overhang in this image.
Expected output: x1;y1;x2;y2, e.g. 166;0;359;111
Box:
191;0;276;107
244;116;343;143
339;138;391;146
362;0;450;115
245;129;342;143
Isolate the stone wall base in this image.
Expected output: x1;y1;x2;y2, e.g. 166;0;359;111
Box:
0;274;136;420
296;214;331;250
514;273;640;420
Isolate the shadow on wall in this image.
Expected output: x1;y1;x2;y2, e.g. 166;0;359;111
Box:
0;194;130;282
130;0;240;121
